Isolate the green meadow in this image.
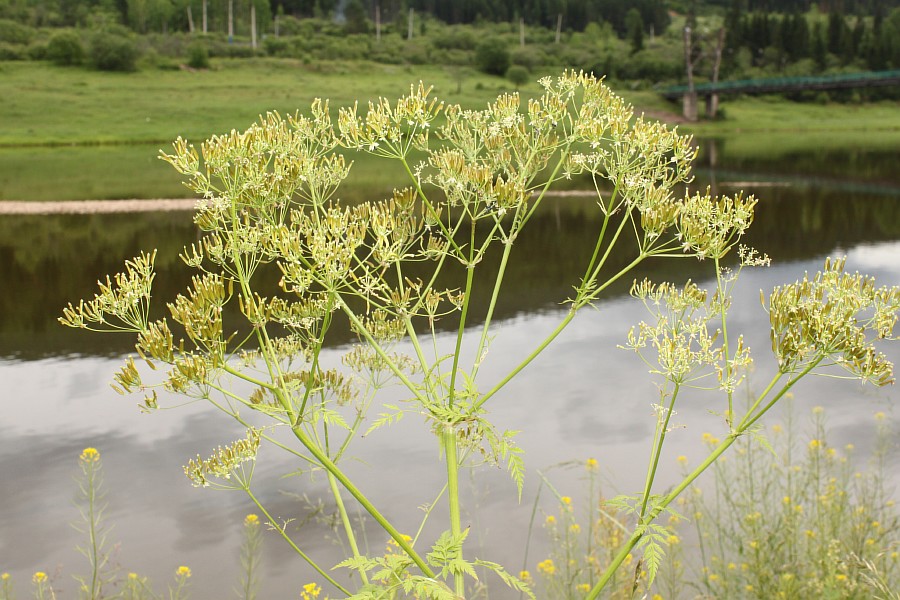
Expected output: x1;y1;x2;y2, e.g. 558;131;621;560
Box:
1;58;898;201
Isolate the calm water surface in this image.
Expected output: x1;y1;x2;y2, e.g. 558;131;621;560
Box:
1;141;899;597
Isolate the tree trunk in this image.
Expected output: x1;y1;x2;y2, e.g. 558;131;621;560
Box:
555;13;562;43
520;17;525;47
228;0;234;43
250;3;256;49
408;8;413;40
202;0;207;34
187;5;194;33
683;25;698;121
375;3;381;41
707;27;725;118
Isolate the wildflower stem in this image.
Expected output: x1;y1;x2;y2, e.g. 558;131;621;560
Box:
243;487;351;596
473;253;647;411
442;424;466;597
638;383;680;520
288;421;436;578
448;222;477;409
714;258;734;427
327;471;370;586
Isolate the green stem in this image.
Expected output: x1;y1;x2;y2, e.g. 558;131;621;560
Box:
327;471;370;586
442;425;465;597
714;258;734;427
288;420;436;578
448;223;477;409
244;487;351;596
586;362;821;600
471;234;513;380
638;383;680;519
474;253;646;411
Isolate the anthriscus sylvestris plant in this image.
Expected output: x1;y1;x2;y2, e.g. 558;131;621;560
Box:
59;71;900;599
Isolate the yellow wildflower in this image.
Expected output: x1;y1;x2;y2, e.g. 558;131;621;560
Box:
727;562;736;570
545;515;556;525
518;570;532;583
586;458;598;470
560;496;572;506
32;572;47;584
676;455;688;464
1;573;9;581
570;524;581;534
813;406;824;414
128;573;138;580
709;574;720;582
623;553;633;566
667;534;680;545
301;582;321;599
80;447;100;462
537;559;555;576
772;424;783;434
875;411;886;421
745;584;754;592
176;566;191;578
835;574;848;582
578;584;592;593
808;439;820;450
245;514;259;525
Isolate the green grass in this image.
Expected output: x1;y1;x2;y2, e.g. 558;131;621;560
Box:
3;58;898;147
2;58;898;201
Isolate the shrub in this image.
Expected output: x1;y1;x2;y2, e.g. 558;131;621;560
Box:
46;30;85;66
474;37;510;75
0;18;34;46
506;64;530;89
186;41;210;69
0;42;25;60
89;31;139;71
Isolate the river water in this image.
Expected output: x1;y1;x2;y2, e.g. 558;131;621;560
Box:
1;139;898;597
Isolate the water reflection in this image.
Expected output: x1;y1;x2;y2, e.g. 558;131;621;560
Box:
1;142;899;598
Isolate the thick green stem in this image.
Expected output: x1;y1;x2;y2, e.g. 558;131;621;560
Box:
442;425;465;597
288;420;436;578
245;487;351;596
327;472;370;586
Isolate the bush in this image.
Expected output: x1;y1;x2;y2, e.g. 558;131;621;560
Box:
0;42;25;60
506;64;530;89
90;31;139;71
474;37;510;75
0;19;34;45
46;30;85;66
186;41;210;69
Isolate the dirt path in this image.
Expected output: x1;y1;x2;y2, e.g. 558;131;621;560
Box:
0;199;196;214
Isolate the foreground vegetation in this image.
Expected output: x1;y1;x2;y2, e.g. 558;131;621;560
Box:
44;70;900;599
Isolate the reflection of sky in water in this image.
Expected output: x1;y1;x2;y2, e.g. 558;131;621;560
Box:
2;240;898;597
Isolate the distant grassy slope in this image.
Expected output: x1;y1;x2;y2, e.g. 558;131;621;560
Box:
3;58;898;147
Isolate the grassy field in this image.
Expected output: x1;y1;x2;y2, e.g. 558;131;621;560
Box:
1;58;897;201
4;58;898;146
